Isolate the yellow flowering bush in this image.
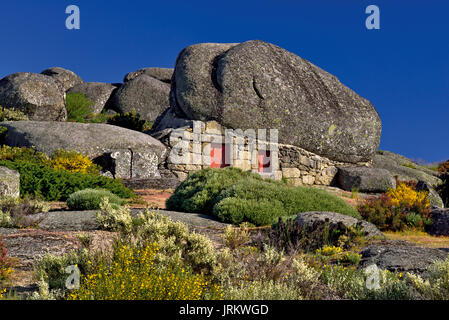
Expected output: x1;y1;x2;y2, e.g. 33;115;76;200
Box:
68;242;222;300
51;149;100;174
0;145;49;164
387;182;430;210
339;251;362;266
0;288;6;299
316;246;343;257
314;246;361;266
0;146;100;175
358;180;431;231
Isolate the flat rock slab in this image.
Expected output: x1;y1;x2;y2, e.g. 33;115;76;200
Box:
359;240;449;277
37;209;228;231
144;209;229;230
0;228;80;270
37;210;100;231
0;121;166;159
0;121;167;179
0;228;116;281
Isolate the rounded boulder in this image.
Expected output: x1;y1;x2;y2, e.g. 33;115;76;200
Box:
124;67;174;84
169;40;382;163
113;74;170;122
0;72;67;121
41;67;84;91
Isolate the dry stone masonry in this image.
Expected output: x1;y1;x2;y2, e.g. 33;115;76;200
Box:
152;118;370;185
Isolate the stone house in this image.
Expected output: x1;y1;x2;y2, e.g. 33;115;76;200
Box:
153;118;368;186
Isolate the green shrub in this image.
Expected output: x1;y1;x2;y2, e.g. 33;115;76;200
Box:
214;197;285;226
96;200;217;273
321;265;412;300
67;189;124;210
0;146;101;175
0;160;134;201
213;179;360;225
166;167;265;214
33;249;91;290
222;225;250;250
0;145;50;164
96;198;134;233
132;208;217;273
88;112;109;124
0;196;50;228
107;111;152;132
66;93;95;123
0;107;29;121
168;168;359;226
226;279;303;300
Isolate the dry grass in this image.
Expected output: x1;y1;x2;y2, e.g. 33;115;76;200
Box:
384;230;449;248
131;189;174;209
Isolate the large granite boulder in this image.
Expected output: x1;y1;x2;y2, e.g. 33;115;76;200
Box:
0;73;67;121
67;82;118;114
124;67;174;84
41;67;83;91
426;208;449;236
373;150;443;207
0;166;20;198
164;40;381;163
337;166;396;193
0;121;167;179
359;241;449;277
112;74;170;122
374;151;441;186
295;211;384;238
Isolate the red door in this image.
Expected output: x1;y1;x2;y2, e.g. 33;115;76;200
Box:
211;144;230;168
258;150;271;173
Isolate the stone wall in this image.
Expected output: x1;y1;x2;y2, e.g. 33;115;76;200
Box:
156;120;370;185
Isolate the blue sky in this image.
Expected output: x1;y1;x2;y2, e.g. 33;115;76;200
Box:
0;0;447;163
